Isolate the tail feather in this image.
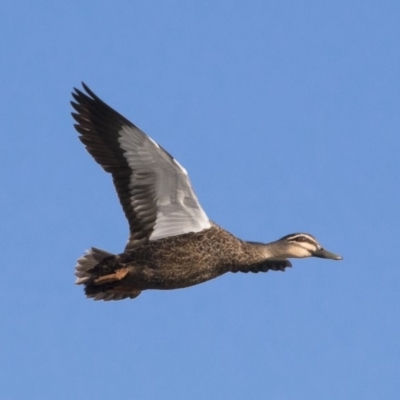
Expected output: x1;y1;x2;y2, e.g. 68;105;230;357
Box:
75;247;114;285
75;248;141;301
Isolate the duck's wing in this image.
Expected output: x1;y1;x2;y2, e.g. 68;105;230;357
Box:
232;259;292;273
71;83;211;249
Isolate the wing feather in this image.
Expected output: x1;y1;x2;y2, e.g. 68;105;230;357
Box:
71;83;210;248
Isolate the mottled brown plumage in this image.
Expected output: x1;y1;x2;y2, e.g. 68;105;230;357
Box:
71;84;342;301
83;224;292;299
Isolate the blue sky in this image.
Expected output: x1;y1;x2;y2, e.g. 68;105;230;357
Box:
1;1;399;399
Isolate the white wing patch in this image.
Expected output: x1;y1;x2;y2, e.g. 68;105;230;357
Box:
172;157;188;176
118;125;211;240
148;136;160;148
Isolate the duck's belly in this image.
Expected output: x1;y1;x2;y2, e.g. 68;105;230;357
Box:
121;225;245;290
124;253;229;290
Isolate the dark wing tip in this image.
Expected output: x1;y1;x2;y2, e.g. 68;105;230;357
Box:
71;83;134;130
73;82;100;103
259;259;292;272
233;259;292;273
70;83;96;114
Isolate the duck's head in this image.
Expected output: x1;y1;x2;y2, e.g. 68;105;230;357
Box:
276;233;343;260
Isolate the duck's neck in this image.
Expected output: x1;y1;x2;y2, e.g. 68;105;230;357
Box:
244;240;290;260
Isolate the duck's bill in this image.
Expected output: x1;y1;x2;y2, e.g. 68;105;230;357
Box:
313;248;343;260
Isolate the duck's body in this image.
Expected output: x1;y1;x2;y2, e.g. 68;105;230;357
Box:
71;84;342;301
79;224;293;300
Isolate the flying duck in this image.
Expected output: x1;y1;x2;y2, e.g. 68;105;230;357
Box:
71;83;342;301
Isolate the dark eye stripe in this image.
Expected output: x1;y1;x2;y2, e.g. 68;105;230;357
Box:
279;233;318;245
289;236;316;245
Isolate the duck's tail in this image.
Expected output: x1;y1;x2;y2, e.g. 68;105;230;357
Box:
75;247;141;301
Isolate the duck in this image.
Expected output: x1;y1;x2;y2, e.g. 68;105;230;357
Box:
71;83;342;301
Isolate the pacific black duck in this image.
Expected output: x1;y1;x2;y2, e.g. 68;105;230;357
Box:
71;84;342;301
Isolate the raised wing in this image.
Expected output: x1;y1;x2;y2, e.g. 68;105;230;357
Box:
71;83;211;248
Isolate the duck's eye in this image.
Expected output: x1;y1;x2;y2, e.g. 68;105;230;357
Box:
296;237;306;242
